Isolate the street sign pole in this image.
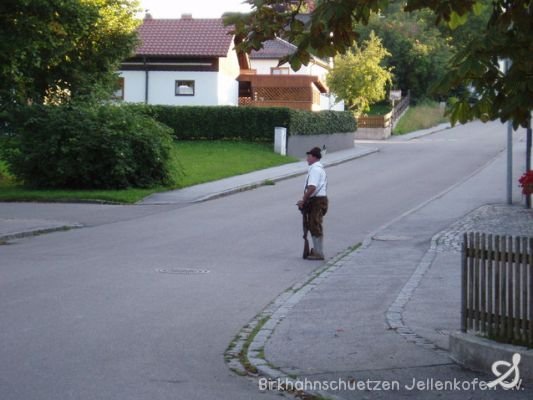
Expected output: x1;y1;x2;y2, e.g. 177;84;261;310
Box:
505;59;513;205
507;120;513;205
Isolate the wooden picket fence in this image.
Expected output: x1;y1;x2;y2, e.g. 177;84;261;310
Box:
357;93;410;129
461;233;533;347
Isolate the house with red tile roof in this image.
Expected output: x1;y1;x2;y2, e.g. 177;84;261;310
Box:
239;38;344;111
117;15;343;111
117;15;240;106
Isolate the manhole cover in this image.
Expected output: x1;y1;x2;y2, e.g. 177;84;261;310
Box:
373;235;413;241
156;268;210;275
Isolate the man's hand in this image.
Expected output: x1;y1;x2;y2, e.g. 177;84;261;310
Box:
297;200;305;209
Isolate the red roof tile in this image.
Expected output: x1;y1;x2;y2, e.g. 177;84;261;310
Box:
135;18;234;57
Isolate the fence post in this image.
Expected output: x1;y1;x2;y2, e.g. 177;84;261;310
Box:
474;233;481;331
480;234;487;332
487;234;493;338
515;237;522;340
461;233;468;332
507;236;514;341
495;235;501;337
521;236;528;343
528;238;533;346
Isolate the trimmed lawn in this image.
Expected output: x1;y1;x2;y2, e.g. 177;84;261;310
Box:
393;101;449;135
366;102;392;116
0;141;297;204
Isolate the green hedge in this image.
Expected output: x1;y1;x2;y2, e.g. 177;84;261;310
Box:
1;103;176;189
120;105;356;140
288;110;357;135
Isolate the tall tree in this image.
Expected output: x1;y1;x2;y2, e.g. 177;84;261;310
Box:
356;7;453;101
226;0;533;128
326;32;393;115
0;0;140;106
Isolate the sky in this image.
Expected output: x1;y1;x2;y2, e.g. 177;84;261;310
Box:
138;0;252;19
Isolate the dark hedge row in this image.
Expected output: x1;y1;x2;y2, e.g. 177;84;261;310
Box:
120;105;356;140
0;103;176;189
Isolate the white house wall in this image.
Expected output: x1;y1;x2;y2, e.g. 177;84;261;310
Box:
119;56;240;106
217;47;240;106
118;71;145;103
148;71;220;106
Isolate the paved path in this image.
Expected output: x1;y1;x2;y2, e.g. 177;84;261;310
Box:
254;128;532;399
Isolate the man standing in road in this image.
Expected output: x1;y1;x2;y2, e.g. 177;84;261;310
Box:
297;147;328;260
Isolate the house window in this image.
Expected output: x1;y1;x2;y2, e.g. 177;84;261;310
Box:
113;77;124;100
175;80;195;96
271;67;289;75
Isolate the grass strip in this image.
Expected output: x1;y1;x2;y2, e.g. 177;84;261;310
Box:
0;141;296;204
393;101;448;135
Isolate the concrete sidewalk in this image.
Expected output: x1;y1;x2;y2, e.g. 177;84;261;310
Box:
243;132;532;399
139;145;378;205
0;145;377;242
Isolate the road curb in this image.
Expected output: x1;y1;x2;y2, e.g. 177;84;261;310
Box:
193;147;378;203
392;122;452;141
225;246;358;400
0;224;83;243
450;331;533;383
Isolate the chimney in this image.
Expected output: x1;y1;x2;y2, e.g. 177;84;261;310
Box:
181;13;193;19
144;10;152;19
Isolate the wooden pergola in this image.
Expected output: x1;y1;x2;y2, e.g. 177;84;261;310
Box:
237;70;328;111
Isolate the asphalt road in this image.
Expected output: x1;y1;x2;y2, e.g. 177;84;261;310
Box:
0;121;516;400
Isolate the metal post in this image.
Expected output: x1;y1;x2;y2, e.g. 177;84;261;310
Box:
526;117;532;208
507;120;513;205
505;59;513;205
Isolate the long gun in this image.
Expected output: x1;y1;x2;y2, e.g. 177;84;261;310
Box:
301;207;310;259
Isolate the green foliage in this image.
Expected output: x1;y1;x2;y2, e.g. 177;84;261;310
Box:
288;110;357;135
367;101;393;116
356;7;453;101
0;0;140;106
119;105;356;138
227;0;533;128
131;105;291;140
1;103;175;189
393;101;448;134
174;141;296;187
326;32;393;115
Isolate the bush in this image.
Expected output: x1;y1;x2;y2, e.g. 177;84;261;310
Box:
0;103;176;189
119;105;356;140
288;110;357;135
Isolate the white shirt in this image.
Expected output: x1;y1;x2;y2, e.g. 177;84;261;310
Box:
305;161;327;197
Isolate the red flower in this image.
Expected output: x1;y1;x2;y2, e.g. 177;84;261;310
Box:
518;170;533;195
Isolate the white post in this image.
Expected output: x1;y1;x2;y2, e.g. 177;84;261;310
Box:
274;127;287;156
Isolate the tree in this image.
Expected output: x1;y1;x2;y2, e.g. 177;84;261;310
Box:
0;0;140;107
356;6;454;101
225;0;532;128
326;32;393;115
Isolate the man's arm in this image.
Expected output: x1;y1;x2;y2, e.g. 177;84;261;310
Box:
297;185;316;208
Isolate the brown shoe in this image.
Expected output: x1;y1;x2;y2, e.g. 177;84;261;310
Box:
307;249;324;260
